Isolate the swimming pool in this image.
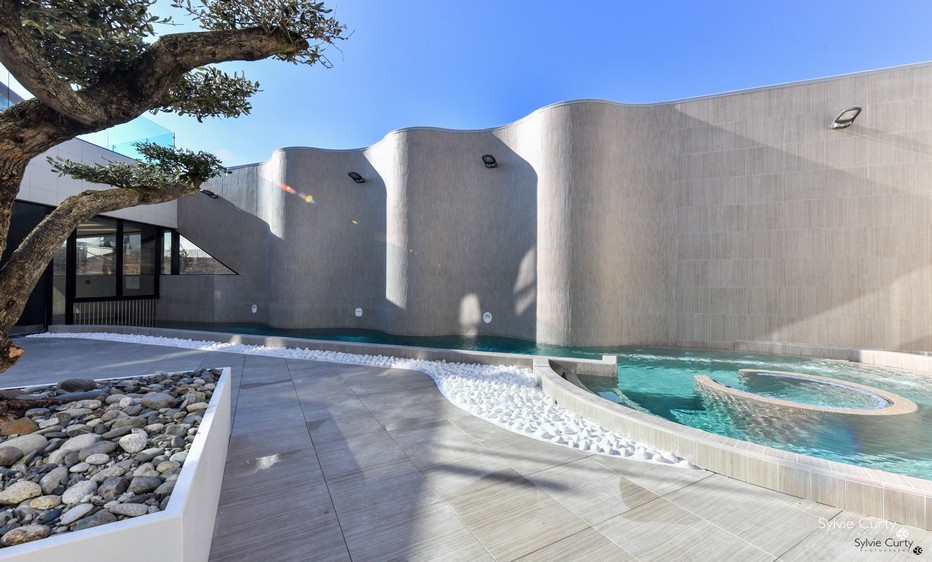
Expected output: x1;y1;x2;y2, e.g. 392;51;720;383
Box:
157;322;932;479
580;349;931;480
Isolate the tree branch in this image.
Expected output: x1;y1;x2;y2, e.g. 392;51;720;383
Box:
65;27;305;128
0;182;200;325
0;0;110;125
131;27;303;102
1;6;305;129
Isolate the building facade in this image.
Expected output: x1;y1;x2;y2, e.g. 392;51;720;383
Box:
10;63;932;352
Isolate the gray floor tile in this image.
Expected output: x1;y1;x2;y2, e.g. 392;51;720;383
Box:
525;456;661;526
306;412;385;445
342;501;491;562
451;413;515;442
327;458;444;530
315;429;410;478
515;527;635;561
663;473;839;556
481;431;590;476
595;497;773;561
593;454;714;496
419;452;523;499
446;473;590;560
210;500;348;562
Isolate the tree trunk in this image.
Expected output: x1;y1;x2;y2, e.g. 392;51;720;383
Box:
0;83;215;374
0;161;28;372
0;179;200;373
0;99;100;371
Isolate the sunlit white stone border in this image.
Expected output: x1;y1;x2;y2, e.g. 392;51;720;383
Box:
28;332;692;468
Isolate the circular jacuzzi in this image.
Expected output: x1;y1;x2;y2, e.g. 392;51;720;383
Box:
694;369;918;416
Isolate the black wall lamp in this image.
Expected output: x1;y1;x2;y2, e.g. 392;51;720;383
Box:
832;107;862;129
481;154;498;169
347;171;365;183
200;189;219;199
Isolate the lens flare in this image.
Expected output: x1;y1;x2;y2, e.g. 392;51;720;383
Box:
260;175;317;204
351;220;359;225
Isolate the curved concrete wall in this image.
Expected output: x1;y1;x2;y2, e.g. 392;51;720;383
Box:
162;62;932;352
531;103;677;346
374;128;538;338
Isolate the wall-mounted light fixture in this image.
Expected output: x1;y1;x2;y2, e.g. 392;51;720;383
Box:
347;172;365;183
481;154;498;169
200;189;219;199
832;107;862;129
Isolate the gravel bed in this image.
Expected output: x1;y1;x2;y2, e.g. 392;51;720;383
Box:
0;369;220;548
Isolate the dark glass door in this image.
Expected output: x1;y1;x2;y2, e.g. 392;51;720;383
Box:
2;201;52;334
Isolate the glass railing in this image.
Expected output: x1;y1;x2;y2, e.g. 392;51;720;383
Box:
80;116;175;159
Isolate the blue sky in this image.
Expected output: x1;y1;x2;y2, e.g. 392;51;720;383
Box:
56;1;932;164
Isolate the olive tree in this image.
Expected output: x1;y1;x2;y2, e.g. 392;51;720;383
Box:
0;0;346;370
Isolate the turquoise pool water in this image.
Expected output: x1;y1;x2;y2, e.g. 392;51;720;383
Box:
158;323;931;479
580;349;932;480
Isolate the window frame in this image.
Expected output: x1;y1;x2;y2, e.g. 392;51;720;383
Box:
71;218;161;303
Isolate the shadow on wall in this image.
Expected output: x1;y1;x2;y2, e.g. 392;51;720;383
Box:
259;149;388;331
378;131;538;341
170;133;541;342
162;188;273;325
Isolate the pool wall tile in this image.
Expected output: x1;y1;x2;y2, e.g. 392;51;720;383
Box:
905;476;932;494
778;464;810;499
883;487;926;529
650;428;677;453
926;496;932;531
845;480;885;519
747;461;810;500
810;472;846;507
672;435;699;460
745;457;779;491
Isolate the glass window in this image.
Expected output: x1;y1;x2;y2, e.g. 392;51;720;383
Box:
75;218;117;298
179;235;235;275
52;240;67;324
122;221;157;296
161;231;172;275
